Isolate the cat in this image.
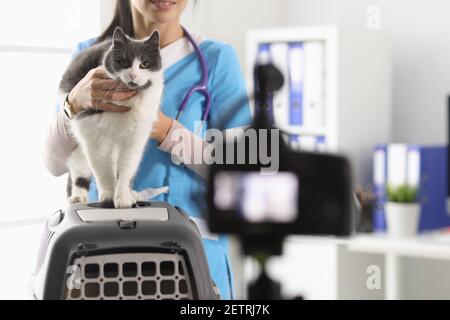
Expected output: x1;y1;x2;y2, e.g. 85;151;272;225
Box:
60;27;164;208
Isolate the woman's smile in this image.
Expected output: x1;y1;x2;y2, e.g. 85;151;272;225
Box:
150;0;177;11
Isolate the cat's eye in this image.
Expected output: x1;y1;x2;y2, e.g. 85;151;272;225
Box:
139;61;150;69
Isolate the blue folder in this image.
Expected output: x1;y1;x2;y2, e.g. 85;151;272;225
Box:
373;144;450;232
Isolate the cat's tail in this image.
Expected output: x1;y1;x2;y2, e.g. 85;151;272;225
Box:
66;147;92;204
66;174;72;198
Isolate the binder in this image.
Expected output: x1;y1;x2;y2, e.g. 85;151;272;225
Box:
270;43;290;128
417;146;449;230
256;43;274;123
373;145;387;230
288;134;300;151
290;135;327;152
386;144;408;188
373;144;450;232
288;43;304;126
298;135;317;151
257;43;271;65
303;41;325;128
407;145;421;187
316;135;327;152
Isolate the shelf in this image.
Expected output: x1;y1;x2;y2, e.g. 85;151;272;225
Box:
284;232;450;261
348;233;450;261
277;125;328;136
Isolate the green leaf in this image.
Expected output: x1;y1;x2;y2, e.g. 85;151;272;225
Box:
386;184;418;203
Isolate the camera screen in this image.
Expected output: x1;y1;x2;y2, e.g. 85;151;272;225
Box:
213;171;299;223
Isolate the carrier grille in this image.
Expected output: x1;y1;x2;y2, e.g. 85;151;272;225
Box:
34;222;55;275
66;253;194;300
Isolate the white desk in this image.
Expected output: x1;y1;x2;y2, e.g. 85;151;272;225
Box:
347;232;450;299
270;233;450;300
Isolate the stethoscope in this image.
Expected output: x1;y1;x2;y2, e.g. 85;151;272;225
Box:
175;27;211;133
138;27;211;202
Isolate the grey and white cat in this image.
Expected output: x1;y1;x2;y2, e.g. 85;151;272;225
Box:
60;27;164;208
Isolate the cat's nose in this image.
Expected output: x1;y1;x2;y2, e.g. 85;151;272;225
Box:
129;74;136;81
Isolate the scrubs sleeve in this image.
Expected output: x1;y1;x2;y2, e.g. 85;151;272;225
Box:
209;45;253;130
71;39;95;59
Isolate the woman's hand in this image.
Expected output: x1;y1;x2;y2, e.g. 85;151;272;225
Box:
151;111;174;143
68;66;138;114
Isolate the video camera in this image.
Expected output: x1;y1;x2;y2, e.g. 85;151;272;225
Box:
205;63;354;299
206;64;353;242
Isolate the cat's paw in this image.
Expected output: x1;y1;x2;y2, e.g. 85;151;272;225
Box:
114;190;136;209
69;195;88;204
99;191;115;208
99;191;114;203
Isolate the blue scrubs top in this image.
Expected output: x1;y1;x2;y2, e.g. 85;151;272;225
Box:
70;36;252;299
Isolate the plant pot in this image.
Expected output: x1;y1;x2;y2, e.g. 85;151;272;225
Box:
385;202;420;237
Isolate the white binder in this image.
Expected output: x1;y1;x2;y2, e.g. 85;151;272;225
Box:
270;43;290;128
303;41;325;128
387;144;408;187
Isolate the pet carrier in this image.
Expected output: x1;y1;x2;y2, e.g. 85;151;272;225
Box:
32;201;220;300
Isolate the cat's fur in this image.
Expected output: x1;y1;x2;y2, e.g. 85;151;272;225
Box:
60;27;164;208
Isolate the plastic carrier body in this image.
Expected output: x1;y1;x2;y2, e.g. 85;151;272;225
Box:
32;201;220;300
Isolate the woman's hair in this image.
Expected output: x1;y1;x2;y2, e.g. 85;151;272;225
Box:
97;0;134;43
97;0;198;43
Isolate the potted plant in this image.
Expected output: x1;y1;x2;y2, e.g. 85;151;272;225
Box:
385;184;420;237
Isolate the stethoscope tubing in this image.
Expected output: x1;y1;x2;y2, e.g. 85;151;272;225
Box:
176;27;212;125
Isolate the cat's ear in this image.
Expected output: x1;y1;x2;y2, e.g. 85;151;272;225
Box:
112;27;128;46
146;30;160;47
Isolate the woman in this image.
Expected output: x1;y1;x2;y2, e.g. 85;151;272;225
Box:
43;0;252;299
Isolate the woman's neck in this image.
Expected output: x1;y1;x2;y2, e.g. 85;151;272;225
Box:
131;9;184;48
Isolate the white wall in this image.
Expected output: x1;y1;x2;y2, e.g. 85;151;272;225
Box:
283;0;450;145
181;0;284;69
0;0;104;299
100;0;115;29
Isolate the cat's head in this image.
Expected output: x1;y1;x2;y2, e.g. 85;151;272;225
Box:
104;27;162;90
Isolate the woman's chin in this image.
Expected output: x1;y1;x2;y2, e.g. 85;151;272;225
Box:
150;12;179;24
